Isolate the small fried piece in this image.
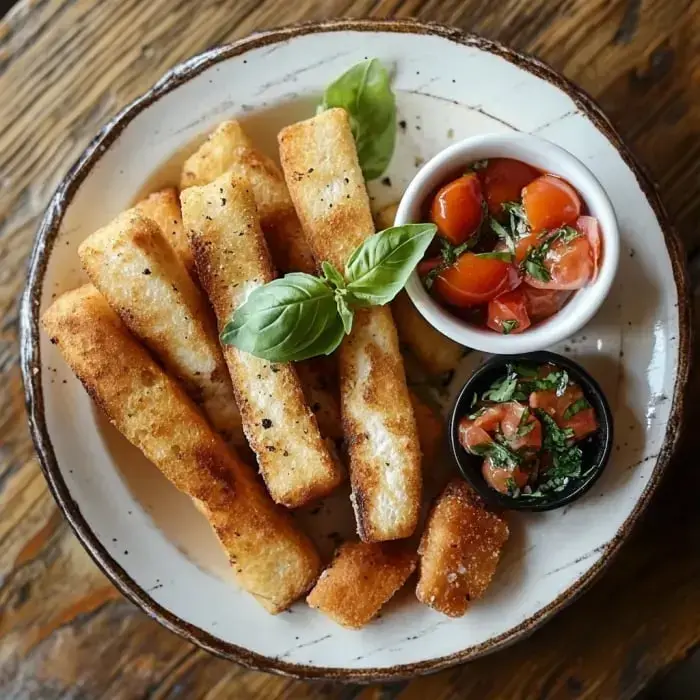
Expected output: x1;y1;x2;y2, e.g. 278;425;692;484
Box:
391;291;464;378
180;120;316;274
409;390;444;465
42;286;320;613
416;479;509;617
181;173;342;508
78;210;245;447
279;108;422;542
134;187;194;276
307;541;417;629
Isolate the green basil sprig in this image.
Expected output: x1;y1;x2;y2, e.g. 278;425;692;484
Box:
318;59;396;181
221;224;437;363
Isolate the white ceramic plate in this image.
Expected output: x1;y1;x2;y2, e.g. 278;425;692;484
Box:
20;19;689;682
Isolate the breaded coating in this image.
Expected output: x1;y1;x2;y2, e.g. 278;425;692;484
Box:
180;120;316;275
181;174;342;508
416;479;509;617
279;108;421;542
41;286;320;613
391;291;464;378
408;390;444;465
307;541;417;629
180;120;341;441
134;187;194;276
78;210;245;447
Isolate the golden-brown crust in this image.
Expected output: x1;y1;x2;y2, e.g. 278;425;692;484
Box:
391;291;464;377
416;479;509;618
306;541;417;629
180;174;342;508
180;120;316;274
41;286;320;612
279;109;422;542
78;210;245;446
134;187;195;276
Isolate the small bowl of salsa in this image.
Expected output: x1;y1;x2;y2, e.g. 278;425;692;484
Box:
448;351;613;511
396;133;619;353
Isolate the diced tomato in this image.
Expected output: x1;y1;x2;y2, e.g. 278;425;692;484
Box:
495;231;542;264
529;384;599;440
431;173;484;245
574;215;602;282
522;286;570;321
458;418;493;451
480;158;540;216
525;235;593;290
499;401;543;451
433;253;511;307
473;406;505;432
482;457;529;494
522;175;582;232
487;288;531;334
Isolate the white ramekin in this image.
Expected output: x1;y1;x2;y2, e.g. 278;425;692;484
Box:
396;132;620;354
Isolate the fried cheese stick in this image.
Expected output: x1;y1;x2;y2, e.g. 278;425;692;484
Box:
41;285;320;612
306;541;417;629
279;108;422;542
78;210;245;447
134;187;195;276
180;120;342;440
181;174;342;508
416;479;509;617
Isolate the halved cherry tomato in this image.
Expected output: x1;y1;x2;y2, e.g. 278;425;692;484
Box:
574;215;602;282
522;174;582;232
494;230;542;264
522;286;570;321
433;253;511;307
530;384;599;440
481;158;540;216
487;288;531;334
525;235;593;290
431;173;484;245
482;457;529;494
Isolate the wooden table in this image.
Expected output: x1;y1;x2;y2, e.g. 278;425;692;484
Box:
1;1;699;697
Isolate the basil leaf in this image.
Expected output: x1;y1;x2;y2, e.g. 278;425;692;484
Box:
319;59;396;181
345;223;437;306
220;273;344;362
336;295;354;335
564;397;591;420
322;261;346;290
469;441;521;469
482;372;518;402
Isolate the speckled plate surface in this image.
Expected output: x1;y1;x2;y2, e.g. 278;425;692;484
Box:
20;19;690;682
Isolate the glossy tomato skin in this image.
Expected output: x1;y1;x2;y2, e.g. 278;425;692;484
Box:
431;173;484;245
522;174;582;232
487;288;531;334
482;458;529;494
481;158;540;216
522;285;570;320
525;235;593;290
433;253;511;307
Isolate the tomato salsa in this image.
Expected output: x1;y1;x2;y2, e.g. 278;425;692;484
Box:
458;362;600;498
420;158;602;335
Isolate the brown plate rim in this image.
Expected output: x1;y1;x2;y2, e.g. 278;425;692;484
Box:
19;17;692;683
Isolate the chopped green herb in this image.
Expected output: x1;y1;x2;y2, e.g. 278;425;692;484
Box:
564;397;591;420
530;410;583;494
469;440;521;470
516;407;536;436
482;371;519;402
512;363;538;378
467;406;487;420
520;226;581;283
505;476;520;497
489;218;517;256
502;201;530;237
501;319;519;335
470;392;478;408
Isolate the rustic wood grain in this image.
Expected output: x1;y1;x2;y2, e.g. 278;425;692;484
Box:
1;0;699;698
